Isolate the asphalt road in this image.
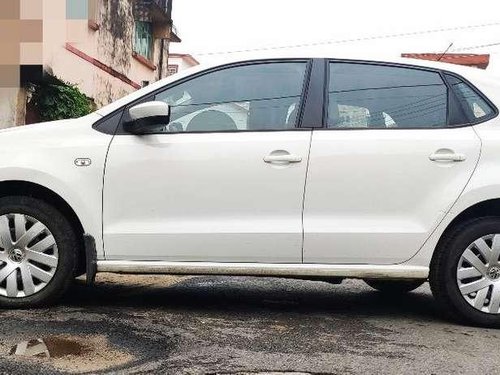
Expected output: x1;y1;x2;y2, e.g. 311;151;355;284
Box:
1;274;500;374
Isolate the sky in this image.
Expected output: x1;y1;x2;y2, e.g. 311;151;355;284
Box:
170;0;500;73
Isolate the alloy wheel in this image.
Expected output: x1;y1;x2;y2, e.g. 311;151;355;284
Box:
457;234;500;314
0;214;58;298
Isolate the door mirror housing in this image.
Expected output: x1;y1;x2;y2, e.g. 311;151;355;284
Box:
124;101;170;134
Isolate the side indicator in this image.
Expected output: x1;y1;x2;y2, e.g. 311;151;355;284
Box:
75;158;92;167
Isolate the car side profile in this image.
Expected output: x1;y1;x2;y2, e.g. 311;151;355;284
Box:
1;54;500;327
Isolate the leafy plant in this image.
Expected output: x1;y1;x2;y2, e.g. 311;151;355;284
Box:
29;76;93;122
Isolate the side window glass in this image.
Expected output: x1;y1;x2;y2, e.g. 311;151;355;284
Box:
155;62;308;133
93;110;123;134
327;63;448;129
446;74;495;122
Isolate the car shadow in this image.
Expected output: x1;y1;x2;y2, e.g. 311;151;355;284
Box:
60;275;446;323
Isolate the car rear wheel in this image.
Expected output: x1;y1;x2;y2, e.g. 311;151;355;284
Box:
0;196;77;308
430;217;500;327
364;279;425;294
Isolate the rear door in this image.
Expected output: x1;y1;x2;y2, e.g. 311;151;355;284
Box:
303;61;481;264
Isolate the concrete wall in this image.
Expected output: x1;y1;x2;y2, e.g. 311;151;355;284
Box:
169;56;193;71
0;88;26;129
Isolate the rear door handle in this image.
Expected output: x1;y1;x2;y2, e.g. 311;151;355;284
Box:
429;152;466;162
264;154;302;164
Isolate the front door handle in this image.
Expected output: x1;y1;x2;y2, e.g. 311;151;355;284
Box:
429;151;466;162
264;153;302;164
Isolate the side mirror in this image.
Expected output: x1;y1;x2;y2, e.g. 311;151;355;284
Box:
124;101;170;134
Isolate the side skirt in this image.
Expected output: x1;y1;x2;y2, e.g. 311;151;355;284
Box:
96;261;429;280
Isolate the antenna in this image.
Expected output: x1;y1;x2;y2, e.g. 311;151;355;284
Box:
437;42;454;61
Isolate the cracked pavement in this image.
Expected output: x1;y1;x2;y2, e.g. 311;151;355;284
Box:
0;274;499;374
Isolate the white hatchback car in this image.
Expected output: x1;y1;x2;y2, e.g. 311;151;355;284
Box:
1;55;499;326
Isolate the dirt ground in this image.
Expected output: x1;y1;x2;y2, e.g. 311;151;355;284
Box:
1;273;500;374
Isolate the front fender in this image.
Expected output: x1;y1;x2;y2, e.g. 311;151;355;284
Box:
0;114;111;258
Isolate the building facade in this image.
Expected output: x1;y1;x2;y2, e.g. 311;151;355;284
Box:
0;0;180;128
167;53;199;75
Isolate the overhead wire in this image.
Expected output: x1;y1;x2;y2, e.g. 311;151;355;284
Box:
194;21;500;56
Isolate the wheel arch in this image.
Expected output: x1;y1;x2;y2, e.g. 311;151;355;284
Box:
445;199;500;232
434;198;500;254
0;180;86;275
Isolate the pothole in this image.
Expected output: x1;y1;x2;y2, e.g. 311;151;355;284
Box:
9;334;134;373
10;337;88;358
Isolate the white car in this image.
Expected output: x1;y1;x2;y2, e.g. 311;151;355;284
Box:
1;55;499;327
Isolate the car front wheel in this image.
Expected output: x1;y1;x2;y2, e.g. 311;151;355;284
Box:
0;196;77;308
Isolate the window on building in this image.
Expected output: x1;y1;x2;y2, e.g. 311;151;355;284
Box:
134;21;153;60
446;74;495;122
168;65;179;76
327;63;449;129
154;62;308;133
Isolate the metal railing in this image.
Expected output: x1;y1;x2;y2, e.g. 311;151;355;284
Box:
149;0;172;19
136;0;173;23
150;0;167;11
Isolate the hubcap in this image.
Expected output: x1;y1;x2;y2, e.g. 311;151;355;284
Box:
488;266;500;280
8;248;25;263
0;214;58;298
457;234;500;314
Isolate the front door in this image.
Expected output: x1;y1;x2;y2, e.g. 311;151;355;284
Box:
303;62;481;264
103;61;312;263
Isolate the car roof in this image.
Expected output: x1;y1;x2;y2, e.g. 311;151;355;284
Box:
96;53;500;117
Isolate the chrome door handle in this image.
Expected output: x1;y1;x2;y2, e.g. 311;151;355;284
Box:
429;152;466;162
263;154;302;164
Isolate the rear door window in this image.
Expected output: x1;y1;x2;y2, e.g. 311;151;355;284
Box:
446;74;495;123
327;63;449;129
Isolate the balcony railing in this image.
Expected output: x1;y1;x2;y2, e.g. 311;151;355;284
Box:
151;0;167;11
142;0;172;20
134;0;176;38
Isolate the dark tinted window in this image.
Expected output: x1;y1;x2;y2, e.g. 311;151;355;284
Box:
446;74;495;122
327;63;448;129
154;62;308;132
93;110;123;134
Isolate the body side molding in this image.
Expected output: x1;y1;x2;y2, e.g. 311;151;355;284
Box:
97;261;429;279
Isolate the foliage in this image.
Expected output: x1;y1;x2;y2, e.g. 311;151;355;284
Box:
29;77;93;122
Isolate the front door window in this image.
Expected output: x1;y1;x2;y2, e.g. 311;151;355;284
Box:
154;62;308;132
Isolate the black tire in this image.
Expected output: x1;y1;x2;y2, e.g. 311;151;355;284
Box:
0;196;77;308
364;279;425;294
430;217;500;327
